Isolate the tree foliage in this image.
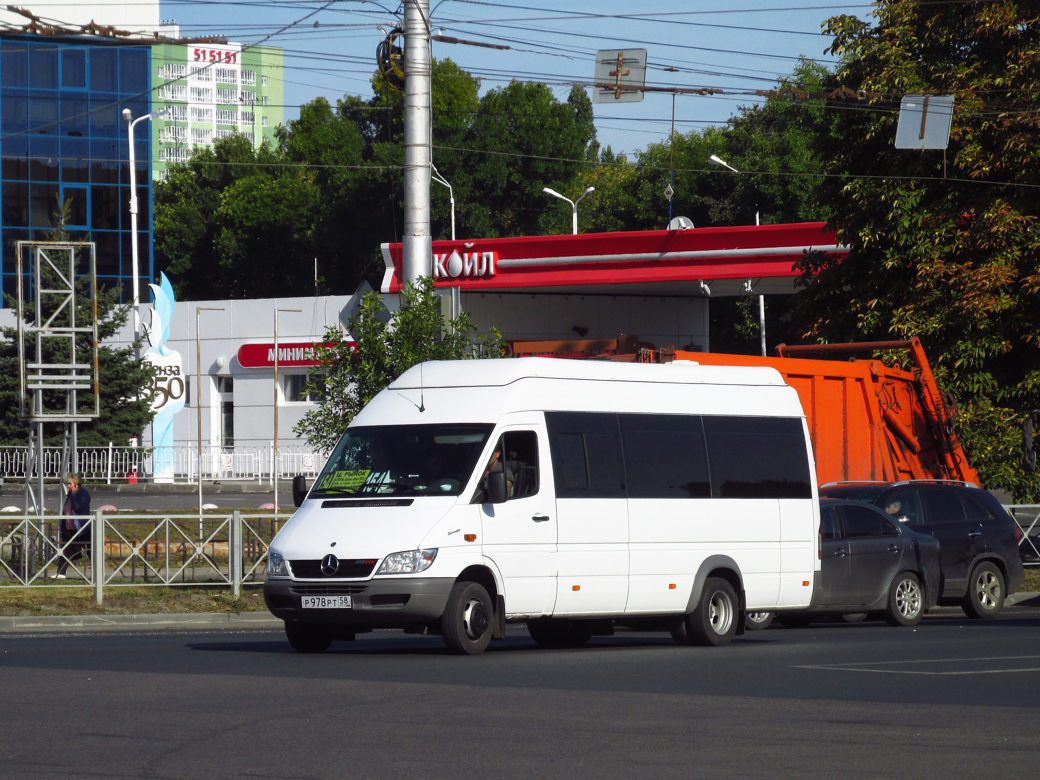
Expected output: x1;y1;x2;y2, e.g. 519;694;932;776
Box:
294;279;503;453
578;59;833;235
793;0;1040;497
154;60;601;300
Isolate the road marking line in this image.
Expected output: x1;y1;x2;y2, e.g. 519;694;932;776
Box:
794;665;1040;675
794;655;1040;675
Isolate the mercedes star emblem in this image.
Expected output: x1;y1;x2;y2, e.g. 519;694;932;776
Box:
320;554;339;577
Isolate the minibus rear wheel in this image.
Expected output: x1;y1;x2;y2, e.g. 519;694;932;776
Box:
681;577;738;647
442;581;494;655
285;621;333;653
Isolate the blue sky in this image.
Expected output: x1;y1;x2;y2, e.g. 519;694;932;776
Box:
164;1;878;156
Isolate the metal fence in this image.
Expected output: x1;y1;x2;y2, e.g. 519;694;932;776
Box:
0;510;289;601
0;445;324;484
2;503;1036;604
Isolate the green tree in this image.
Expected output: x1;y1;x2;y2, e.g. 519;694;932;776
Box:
580;60;833;236
294;279;504;453
463;83;599;238
720;58;834;226
154;134;291;300
793;1;1040;498
211;173;320;299
334;58;481;248
277;97;379;293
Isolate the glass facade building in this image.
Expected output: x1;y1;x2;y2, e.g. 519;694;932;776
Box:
0;35;152;305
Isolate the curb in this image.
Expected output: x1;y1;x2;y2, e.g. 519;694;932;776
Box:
0;611;282;633
2;593;1037;635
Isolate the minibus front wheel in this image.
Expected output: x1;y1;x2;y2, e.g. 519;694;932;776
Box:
442;581;494;655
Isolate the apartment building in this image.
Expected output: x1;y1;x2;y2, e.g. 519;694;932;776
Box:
152;32;283;180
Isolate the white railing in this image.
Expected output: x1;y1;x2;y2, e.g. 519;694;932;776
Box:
0;445;324;484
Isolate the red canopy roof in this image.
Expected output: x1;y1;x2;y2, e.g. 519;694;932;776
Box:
381;222;845;296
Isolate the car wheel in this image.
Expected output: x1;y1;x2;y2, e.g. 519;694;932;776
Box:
961;561;1005;619
679;577;738;647
885;572;924;626
527;618;593;648
777;613;814;628
442;581;494;654
744;611;774;631
285;621;333;653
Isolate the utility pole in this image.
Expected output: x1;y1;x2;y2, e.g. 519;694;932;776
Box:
402;0;432;286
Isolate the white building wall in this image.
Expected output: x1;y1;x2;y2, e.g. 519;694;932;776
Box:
461;292;709;352
149;293;365;453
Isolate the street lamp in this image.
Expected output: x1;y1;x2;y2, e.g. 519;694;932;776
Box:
542;186;595;235
709;154;766;356
196;306;224;522
273;307;302;516
708;154;740;174
123;107;169;354
431;163;455;241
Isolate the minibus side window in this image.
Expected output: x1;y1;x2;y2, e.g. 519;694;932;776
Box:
703;416;812;499
557;433;588;490
619;413;710;498
546;412;626;499
503;430;539;499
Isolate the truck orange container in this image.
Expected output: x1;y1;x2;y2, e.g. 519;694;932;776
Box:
508;336;978;487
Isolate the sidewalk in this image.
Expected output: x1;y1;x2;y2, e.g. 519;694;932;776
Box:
2;593;1037;635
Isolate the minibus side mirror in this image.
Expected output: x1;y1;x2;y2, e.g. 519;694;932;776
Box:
292;475;309;507
487;470;508;504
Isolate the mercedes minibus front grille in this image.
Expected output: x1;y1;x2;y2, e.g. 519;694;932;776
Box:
289;559;378;579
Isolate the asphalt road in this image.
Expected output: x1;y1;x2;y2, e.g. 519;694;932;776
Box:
2;611;1039;779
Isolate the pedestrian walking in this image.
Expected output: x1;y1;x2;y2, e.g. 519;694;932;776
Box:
52;472;91;580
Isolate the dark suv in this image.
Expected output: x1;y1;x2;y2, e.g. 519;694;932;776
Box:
819;481;1024;618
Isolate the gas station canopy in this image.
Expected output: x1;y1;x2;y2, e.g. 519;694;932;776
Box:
381;222;847;297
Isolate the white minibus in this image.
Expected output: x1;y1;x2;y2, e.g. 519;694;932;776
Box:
264;357;820;654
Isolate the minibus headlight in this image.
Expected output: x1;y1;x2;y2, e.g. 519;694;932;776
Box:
376;549;438;575
267;550;289;577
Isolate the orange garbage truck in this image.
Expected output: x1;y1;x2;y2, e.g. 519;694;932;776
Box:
507;336;978;487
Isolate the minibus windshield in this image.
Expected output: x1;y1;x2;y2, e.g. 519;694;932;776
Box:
310;424;495;498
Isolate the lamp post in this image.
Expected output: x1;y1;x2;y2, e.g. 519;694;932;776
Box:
123;107;169;355
273;308;302;516
709;154;765;356
431;164;455;241
196;306;224;523
542;186;595;235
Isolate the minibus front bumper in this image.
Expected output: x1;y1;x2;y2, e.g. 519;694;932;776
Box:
263;577;455;627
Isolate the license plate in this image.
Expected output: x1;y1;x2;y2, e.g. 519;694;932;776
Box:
301;595;352;609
